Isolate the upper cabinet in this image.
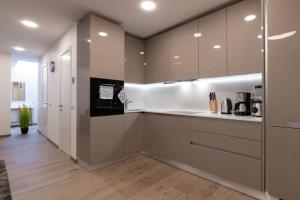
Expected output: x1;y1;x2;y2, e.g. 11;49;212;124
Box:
90;15;125;80
125;35;145;83
168;20;199;81
198;9;227;78
145;33;170;83
227;0;263;75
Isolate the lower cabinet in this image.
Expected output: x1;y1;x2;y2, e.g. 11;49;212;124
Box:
191;144;262;191
125;113;144;156
143;114;190;164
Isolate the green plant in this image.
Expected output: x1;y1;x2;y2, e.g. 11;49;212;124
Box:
18;105;32;129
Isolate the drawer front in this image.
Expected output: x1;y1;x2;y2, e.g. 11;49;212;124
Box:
222;120;262;141
191;131;261;159
191;144;262;191
191;118;222;133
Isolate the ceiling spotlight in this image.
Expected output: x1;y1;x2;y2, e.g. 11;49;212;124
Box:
213;45;221;49
98;32;108;37
140;51;145;55
194;33;202;38
244;14;256;22
21;20;39;28
13;46;26;51
140;1;156;11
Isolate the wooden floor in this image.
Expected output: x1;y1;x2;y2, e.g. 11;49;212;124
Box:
0;128;255;200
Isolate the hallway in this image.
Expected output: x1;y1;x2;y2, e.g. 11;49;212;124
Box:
0;130;254;200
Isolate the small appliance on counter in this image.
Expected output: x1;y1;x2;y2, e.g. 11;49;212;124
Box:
234;92;251;116
209;92;218;113
221;98;233;114
251;85;263;117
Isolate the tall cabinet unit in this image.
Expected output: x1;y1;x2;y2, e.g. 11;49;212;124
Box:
227;0;263;75
77;15;125;168
267;0;300;199
198;9;227;78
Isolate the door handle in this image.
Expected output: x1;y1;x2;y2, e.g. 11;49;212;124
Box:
287;122;300;129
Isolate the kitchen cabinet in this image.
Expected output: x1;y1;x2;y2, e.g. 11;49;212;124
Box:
125;113;143;155
90;15;125;80
198;9;227;78
144;33;170;83
267;127;300;200
267;1;300;199
168;20;198;81
143;114;190;164
125;35;145;83
267;0;300;128
90;115;125;165
227;0;263;75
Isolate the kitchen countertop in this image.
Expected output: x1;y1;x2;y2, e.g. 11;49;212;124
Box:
125;109;262;123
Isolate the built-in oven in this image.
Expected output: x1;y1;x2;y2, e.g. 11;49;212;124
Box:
90;77;124;117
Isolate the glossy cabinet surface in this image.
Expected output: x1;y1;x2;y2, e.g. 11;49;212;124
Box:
198;9;227;78
227;0;263;75
169;20;198;81
90;15;125;80
125;113;143;155
144;33;170;83
267;0;300;128
125;35;145;83
143;114;190;164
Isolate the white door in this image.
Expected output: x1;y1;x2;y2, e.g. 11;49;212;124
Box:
59;50;72;155
41;65;48;136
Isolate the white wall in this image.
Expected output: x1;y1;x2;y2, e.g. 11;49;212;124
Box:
11;61;38;124
0;53;11;136
125;73;262;112
39;24;77;158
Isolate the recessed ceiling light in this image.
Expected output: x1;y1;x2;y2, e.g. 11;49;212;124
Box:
268;31;296;40
21;20;39;28
140;51;144;55
140;1;156;11
98;32;108;37
213;45;221;49
174;56;180;59
13;46;26;51
194;33;202;38
244;14;256;22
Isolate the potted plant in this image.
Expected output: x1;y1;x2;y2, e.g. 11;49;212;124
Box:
18;105;32;134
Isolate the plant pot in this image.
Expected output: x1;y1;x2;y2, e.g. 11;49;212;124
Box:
21;127;29;134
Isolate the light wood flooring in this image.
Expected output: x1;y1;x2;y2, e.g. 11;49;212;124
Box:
0;128;256;200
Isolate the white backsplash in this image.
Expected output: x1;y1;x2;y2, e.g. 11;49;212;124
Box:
125;73;262;113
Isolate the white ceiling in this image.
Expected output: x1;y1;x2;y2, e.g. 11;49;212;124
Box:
0;0;234;59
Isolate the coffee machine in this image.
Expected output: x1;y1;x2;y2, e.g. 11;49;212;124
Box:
234;92;251;116
251;85;263;117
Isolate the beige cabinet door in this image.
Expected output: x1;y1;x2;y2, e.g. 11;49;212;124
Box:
267;127;300;200
168;20;198;81
125;35;145;83
198;9;227;78
267;0;300;128
125;113;143;155
144;33;170;83
90;15;125;80
227;0;263;75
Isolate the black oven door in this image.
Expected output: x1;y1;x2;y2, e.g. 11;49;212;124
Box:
90;77;124;117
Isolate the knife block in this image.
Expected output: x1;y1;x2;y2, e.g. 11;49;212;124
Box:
209;100;218;113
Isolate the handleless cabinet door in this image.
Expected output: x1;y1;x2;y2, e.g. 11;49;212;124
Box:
169;20;198;81
125;35;145;83
267;127;300;200
198;9;227;78
125;113;143;155
90;15;125;80
144;33;170;83
268;0;300;128
227;0;263;75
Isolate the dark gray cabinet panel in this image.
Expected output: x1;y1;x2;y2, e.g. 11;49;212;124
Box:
267;127;300;200
227;0;263;75
143;114;190;164
125;113;143;155
191;144;262;191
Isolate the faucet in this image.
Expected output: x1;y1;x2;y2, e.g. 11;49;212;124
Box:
124;99;133;110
